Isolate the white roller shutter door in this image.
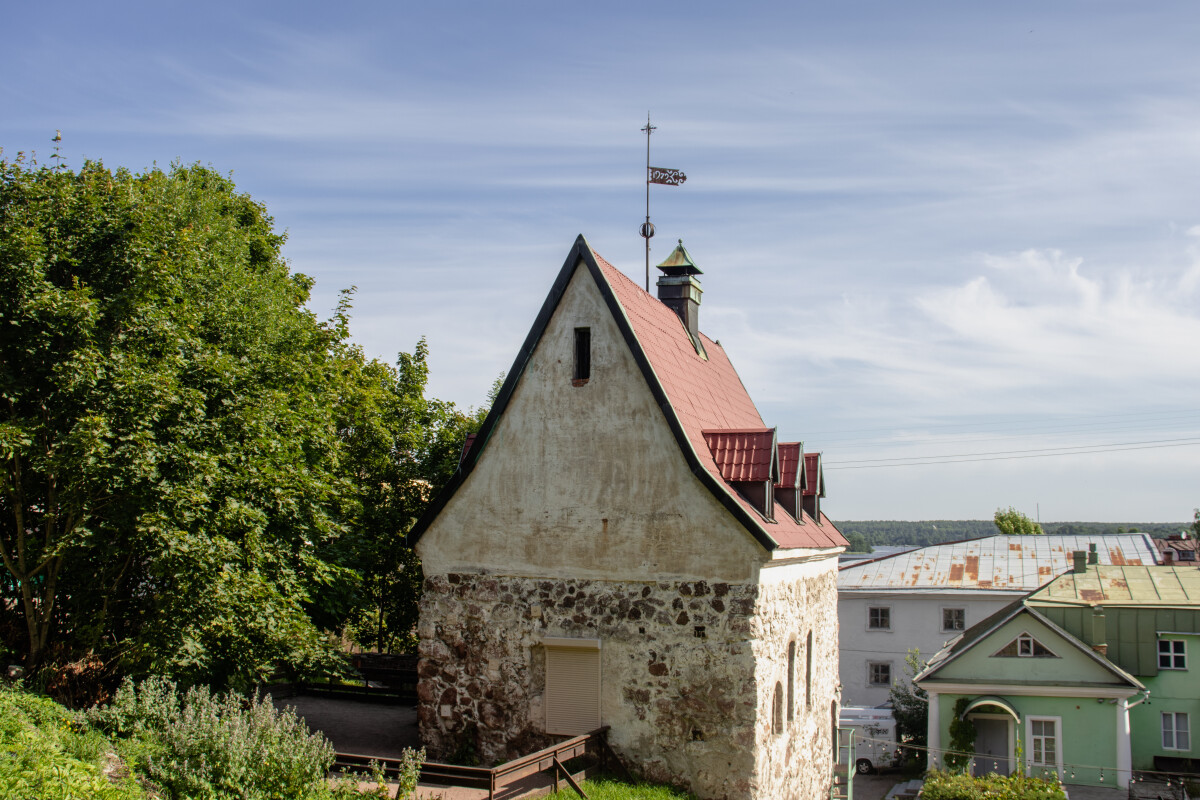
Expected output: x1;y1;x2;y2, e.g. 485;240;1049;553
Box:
545;641;601;735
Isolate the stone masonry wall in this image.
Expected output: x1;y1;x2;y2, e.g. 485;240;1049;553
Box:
417;572;761;799
751;562;841;799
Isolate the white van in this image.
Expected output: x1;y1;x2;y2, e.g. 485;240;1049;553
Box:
838;706;898;775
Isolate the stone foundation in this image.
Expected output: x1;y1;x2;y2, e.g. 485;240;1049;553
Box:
417;562;839;799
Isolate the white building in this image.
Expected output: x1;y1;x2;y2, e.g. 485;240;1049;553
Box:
411;237;848;799
837;534;1160;706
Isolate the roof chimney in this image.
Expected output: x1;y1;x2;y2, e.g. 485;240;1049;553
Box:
1073;551;1088;574
1090;608;1107;656
655;240;703;346
1088;542;1099;565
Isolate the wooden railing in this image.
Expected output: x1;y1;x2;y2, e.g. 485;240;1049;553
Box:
334;726;628;799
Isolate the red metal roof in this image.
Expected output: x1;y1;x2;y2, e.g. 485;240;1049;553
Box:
802;452;824;498
776;442;803;490
702;428;776;483
593;251;846;550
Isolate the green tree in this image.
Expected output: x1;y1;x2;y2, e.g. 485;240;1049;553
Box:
0;155;381;687
1193;508;1198;536
993;506;1044;536
844;531;872;554
944;697;977;772
888;649;928;766
333;333;488;653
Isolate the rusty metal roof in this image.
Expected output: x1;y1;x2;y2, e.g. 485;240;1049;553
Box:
838;534;1160;592
1029;565;1200;606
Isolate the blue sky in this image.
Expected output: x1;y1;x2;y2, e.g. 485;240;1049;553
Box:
5;2;1199;522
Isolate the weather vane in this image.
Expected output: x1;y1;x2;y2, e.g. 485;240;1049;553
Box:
640;114;686;290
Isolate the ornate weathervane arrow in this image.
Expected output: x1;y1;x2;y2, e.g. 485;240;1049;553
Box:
641;115;686;290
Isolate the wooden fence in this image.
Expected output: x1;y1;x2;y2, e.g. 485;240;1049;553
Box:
334;726;630;799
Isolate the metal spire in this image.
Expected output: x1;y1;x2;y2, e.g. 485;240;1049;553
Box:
638;114;686;291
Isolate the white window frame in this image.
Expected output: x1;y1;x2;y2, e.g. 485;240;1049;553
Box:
1018;633;1034;657
867;605;891;631
941;607;966;633
867;661;892;686
1158;639;1187;670
1025;716;1063;777
1162;712;1190;751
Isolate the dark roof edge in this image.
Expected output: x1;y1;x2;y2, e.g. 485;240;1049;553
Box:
409;235;779;552
408;235;592;546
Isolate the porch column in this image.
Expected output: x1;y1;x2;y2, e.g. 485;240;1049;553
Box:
1115;701;1131;789
926;691;940;770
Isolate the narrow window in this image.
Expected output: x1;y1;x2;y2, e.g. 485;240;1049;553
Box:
942;608;965;632
1158;640;1187;670
1030;719;1058;769
772;682;784;735
787;641;796;722
868;606;891;630
573;327;591;384
1162;712;1190;750
805;630;813;709
868;662;891;686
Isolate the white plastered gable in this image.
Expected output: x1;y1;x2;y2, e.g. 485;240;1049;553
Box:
415;260;764;582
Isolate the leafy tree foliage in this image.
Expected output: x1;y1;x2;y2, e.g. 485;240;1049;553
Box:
993;507;1044;536
0;155;479;688
888;649;927;766
843;531;872;554
945;697;977;772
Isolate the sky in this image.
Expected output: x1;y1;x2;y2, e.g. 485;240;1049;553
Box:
4;1;1198;523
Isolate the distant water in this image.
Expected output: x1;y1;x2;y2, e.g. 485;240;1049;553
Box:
839;545;917;564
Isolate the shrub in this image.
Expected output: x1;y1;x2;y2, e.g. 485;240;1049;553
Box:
89;676;337;799
920;769;1067;800
0;685;146;800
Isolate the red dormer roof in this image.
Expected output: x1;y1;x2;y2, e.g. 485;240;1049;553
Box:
412;236;846;552
776;442;803;490
592;249;843;550
702;428;777;483
803;452;825;498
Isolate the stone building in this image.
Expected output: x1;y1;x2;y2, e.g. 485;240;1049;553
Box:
410;236;848;799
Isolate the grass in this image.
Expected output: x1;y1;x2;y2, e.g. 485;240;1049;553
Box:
543;778;697;799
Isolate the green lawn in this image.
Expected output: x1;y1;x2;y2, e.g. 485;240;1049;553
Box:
544;778;697;799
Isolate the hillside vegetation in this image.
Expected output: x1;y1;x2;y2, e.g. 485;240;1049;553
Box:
834;520;1188;549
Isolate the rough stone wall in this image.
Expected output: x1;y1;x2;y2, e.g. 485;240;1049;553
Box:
750;559;841;799
417;572;761;799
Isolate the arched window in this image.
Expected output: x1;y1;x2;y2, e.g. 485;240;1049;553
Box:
772;682;784;735
805;630;814;710
787;641;796;722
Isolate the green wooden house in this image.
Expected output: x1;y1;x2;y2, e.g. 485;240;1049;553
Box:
915;553;1200;790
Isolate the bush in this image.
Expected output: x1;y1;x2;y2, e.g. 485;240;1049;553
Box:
89;676;338;799
920;769;1067;800
0;685;146;800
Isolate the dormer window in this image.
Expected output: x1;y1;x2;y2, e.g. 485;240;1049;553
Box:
573;327;591;385
702;428;778;519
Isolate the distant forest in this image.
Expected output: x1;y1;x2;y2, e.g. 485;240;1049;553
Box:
833;520;1192;549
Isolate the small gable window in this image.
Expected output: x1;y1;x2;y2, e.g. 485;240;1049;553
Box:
993;632;1058;658
573;328;591;385
1159;639;1187;670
